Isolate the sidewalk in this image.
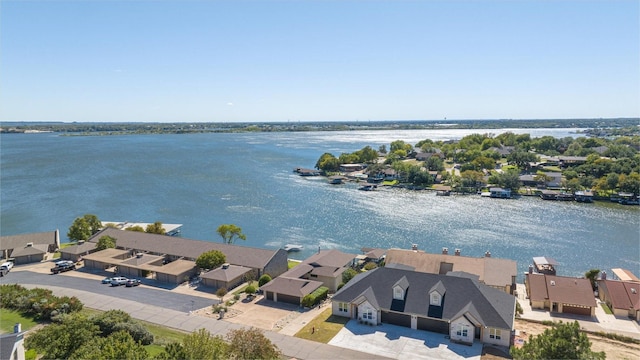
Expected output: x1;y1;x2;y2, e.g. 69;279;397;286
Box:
27;285;390;360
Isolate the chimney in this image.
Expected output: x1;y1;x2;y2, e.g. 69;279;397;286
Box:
601;271;606;280
454;249;461;256
484;251;491;258
528;264;534;274
14;323;21;333
442;247;448;255
411;244;418;251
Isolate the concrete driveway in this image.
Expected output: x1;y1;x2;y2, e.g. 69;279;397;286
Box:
329;320;482;360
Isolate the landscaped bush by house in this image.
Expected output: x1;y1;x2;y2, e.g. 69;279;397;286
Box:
112;321;154;345
258;274;272;287
244;285;256;295
212;304;227;314
0;284;83;321
363;262;377;270
301;286;329;308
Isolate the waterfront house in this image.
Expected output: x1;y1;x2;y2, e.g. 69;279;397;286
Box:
81;228;288;285
489;187;511;199
331;267;515;347
524;273;596;316
339;163;365;172
574;190;594;203
260;249;357;305
597;278;640;321
0;231;60;265
384;248;517;294
59;240;100;262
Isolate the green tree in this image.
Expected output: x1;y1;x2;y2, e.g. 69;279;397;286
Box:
510;321;605;360
258;274;272;287
378;144;387;154
584;269;600;291
95;235;117;251
315;152;340;172
182;328;229;360
354;145;379;163
154;342;188;360
425;156;445;171
507;151;538;171
488;169;522;192
227;328;282;360
69;330;148;360
145;221;166;234
342;268;358;284
68;214;103;241
244;285;256;295
26;313;100;360
196;250;226;270
216;224;246;244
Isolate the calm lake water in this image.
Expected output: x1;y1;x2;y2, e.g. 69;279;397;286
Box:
1;128;638;280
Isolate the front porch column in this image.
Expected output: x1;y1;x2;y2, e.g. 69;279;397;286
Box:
411;315;417;330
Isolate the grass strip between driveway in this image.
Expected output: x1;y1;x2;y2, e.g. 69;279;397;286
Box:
294;308;349;343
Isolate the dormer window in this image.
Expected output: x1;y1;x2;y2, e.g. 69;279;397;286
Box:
393;286;404;300
430;292;441;306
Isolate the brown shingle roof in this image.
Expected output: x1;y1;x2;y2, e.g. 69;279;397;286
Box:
600;280;633;310
385;249;516;289
201;265;252;282
527;273;595;307
305;249;356;268
89;228;281;270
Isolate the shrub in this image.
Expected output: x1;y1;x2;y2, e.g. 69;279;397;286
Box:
244;285;256;295
363;262;377;271
337;282;345;290
216;287;228;299
301;286;329;308
258;274;272;287
112;322;154;345
234;294;241;301
212;305;227;314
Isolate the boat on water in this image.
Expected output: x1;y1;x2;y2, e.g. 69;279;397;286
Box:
283;244;303;252
358;184;377;191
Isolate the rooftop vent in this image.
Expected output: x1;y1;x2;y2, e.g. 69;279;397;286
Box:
78;240;85;245
550;280;556;286
601;271;607;280
136;252;143;258
222;263;230;269
411;244;418;251
442;247;448;255
454;249;461;256
484;251;491;258
632;288;637;294
26;242;33;247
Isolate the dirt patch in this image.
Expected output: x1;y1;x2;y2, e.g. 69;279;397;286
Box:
512;319;640;360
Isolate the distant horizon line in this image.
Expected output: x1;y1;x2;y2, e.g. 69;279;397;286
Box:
1;117;638;125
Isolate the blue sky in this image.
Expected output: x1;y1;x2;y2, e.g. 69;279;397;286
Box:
1;0;638;122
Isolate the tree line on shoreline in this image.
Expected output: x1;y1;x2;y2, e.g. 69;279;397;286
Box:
1;118;638;135
314;131;640;196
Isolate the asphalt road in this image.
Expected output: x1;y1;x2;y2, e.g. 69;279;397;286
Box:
0;270;216;313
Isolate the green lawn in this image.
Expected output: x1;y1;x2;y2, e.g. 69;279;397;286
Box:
600;302;614;315
288;260;301;269
0;309;38;333
294;308;349;343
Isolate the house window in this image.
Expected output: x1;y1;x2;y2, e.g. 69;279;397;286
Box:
338;302;348;313
430;292;440;306
456;325;468;337
364;308;373;320
490;328;502;340
394;287;403;300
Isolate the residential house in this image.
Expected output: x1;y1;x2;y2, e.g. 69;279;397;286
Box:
331;267;515;347
0;231;60;265
384;248;517;294
488;146;515;158
0;324;25;360
525;273;596;316
597;279;640;321
260;249;356;305
339;164;366;172
81;228;288;285
201;263;254;291
59;240;99;262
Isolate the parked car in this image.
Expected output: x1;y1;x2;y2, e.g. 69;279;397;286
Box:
51;262;76;274
101;277;114;284
110;277;128;286
0;261;14;273
125;279;141;287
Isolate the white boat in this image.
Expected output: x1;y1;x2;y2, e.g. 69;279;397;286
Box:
283;244;303;252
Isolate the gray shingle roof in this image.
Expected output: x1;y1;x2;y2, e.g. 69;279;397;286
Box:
0;231;58;252
332;267;514;330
